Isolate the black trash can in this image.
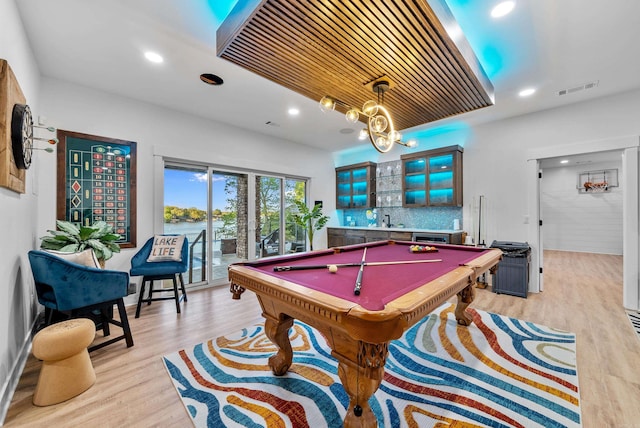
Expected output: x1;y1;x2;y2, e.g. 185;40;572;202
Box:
490;241;531;298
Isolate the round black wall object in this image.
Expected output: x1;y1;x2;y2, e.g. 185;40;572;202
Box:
200;73;224;85
11;103;33;169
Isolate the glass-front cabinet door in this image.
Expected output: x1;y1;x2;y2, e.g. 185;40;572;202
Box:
335;161;376;209
428;154;455;205
403;158;427;206
401;145;463;207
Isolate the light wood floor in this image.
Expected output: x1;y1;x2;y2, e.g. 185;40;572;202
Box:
5;250;640;427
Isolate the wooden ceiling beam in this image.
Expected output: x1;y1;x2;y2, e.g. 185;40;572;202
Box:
217;0;494;131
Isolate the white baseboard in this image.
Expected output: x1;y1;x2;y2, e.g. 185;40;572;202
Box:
0;317;38;426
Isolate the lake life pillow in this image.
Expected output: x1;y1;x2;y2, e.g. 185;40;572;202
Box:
147;235;185;262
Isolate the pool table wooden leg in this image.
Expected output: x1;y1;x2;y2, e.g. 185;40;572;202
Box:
336;341;387;428
455;281;476;326
264;314;294;376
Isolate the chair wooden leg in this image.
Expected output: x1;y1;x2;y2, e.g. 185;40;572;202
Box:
135;280;146;318
147;279;154;305
100;307;111;336
179;273;188;302
116;298;134;348
172;276;181;314
89;299;134;352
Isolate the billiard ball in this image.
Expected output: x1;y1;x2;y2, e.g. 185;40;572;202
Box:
328;264;338;273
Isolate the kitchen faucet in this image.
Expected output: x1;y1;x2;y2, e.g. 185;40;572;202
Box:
384;214;391;228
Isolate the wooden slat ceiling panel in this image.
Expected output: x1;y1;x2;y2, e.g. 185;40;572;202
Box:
217;0;494;131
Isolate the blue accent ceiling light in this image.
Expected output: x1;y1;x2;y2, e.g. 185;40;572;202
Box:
209;0;240;28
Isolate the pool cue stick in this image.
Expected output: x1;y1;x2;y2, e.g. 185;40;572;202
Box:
477;195;481;247
354;248;367;296
273;258;442;272
363;259;442;266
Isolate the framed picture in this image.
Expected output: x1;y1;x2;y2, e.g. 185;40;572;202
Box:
56;130;137;248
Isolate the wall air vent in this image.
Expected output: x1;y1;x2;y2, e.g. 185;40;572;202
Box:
557;80;599;96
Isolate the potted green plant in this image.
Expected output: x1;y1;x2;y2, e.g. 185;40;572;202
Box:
40;220;122;266
291;200;329;251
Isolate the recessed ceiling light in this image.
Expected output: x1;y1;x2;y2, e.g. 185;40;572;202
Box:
519;88;536;97
288;108;300;116
200;73;224;85
491;1;515;18
560;160;569;164
144;51;164;63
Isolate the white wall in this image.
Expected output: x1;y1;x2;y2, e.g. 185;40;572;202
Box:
335;89;640;304
0;0;42;419
336;89;640;246
36;77;337;302
542;160;623;254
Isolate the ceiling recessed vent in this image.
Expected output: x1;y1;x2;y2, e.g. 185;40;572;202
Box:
558;80;599;96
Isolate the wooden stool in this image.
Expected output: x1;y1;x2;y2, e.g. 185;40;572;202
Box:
32;318;96;406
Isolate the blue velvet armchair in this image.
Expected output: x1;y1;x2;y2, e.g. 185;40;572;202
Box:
28;250;134;352
130;236;189;318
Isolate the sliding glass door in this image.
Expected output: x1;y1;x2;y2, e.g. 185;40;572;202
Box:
285;178;307;253
163;164;248;286
256;175;282;257
211;171;248;282
255;176;307;258
164;162;307;285
163;165;208;285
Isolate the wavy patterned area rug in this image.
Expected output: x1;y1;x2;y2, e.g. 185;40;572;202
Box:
163;304;581;427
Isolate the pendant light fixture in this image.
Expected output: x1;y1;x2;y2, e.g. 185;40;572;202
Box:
320;79;417;153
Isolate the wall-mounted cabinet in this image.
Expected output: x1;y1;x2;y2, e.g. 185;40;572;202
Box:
401;145;463;207
336;162;376;209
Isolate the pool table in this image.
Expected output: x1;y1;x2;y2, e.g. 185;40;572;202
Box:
229;240;502;427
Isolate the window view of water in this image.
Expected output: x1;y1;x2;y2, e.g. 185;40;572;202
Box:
163;220;224;246
164;220;229;284
163;165;308;287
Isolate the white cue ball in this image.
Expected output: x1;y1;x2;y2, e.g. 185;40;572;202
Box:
328;265;338;273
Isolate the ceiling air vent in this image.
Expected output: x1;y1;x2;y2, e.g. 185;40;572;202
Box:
557;80;599;96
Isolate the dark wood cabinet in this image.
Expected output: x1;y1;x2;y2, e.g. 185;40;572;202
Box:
401;145;463;207
328;228;367;247
389;231;414;241
335;162;376;209
327;228;346;247
411;231;464;245
327;228;415;247
345;229;366;245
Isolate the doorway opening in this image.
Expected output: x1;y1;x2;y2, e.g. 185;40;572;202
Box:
528;137;639;310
